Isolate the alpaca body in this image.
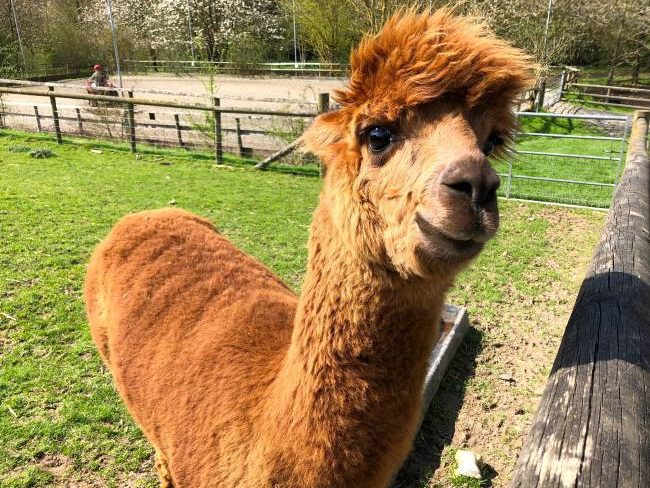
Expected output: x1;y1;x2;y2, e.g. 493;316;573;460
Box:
86;10;532;488
86;208;446;487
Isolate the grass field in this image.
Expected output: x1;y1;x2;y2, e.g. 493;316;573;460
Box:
0;130;605;487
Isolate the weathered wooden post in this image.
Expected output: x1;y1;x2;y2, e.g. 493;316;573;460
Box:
48;86;62;144
510;110;650;487
174;114;184;148
535;78;546;112
213;97;223;164
127;90;136;152
317;92;330;114
34;106;42;132
235;117;244;157
317;92;330;176
75;108;83;135
559;70;567;100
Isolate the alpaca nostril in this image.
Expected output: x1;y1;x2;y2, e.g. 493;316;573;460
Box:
483;174;501;203
441;164;500;204
446;181;473;197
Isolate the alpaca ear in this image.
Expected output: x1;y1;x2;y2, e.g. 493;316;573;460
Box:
301;111;347;166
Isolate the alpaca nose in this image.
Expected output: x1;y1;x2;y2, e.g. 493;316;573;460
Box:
439;156;500;205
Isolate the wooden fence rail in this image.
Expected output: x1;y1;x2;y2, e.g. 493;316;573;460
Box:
0;86;319;164
511;110;650;487
562;82;650;110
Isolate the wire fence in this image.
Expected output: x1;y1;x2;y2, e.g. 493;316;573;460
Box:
0;80;631;208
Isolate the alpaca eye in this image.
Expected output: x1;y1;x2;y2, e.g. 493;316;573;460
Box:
483;134;504;156
367;126;392;153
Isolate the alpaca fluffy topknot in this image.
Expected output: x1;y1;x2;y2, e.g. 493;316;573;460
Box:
335;9;534;118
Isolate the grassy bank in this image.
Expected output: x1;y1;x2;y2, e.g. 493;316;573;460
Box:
0;130;604;487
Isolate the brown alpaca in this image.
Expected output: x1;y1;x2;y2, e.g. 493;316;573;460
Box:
85;10;532;488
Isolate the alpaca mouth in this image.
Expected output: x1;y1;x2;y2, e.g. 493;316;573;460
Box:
415;212;485;260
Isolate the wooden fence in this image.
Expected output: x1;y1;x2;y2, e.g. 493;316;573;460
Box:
511;110;650;487
562;83;650;111
0;86;327;163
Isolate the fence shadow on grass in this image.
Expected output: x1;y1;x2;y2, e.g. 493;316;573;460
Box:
393;326;490;487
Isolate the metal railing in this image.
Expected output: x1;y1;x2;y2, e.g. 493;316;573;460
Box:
497;111;631;209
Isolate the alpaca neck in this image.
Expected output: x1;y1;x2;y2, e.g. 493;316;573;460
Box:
265;203;450;482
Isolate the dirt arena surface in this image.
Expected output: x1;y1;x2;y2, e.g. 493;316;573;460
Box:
3;74;347;107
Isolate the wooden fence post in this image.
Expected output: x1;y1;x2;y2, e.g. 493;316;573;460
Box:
34;106;42;132
127;90;136;152
174;114;184;148
317;92;330;176
75;108;83;135
317;92;330;114
510;110;650;488
213;97;223;164
235;117;243;157
535;79;546;112
48;86;62;144
559;70;567;97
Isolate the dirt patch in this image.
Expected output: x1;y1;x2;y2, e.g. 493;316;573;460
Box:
35;454;71;477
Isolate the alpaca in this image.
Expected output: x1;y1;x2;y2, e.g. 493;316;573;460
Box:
85;10;532;488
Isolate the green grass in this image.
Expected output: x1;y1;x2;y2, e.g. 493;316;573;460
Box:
0;130;606;486
0;130;321;486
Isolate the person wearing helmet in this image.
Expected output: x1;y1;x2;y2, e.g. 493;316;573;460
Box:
89;64;109;88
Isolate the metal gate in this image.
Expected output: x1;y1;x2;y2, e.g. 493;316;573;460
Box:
494;112;631;209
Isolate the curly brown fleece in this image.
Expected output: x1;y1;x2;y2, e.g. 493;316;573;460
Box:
85;9;532;488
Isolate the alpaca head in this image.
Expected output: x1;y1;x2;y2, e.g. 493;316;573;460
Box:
303;9;534;279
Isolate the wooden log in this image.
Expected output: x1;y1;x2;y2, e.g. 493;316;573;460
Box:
213;97;223;164
254;138;301;170
127;90;136;153
510;111;650;487
48;86;62;144
34;106;42;132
